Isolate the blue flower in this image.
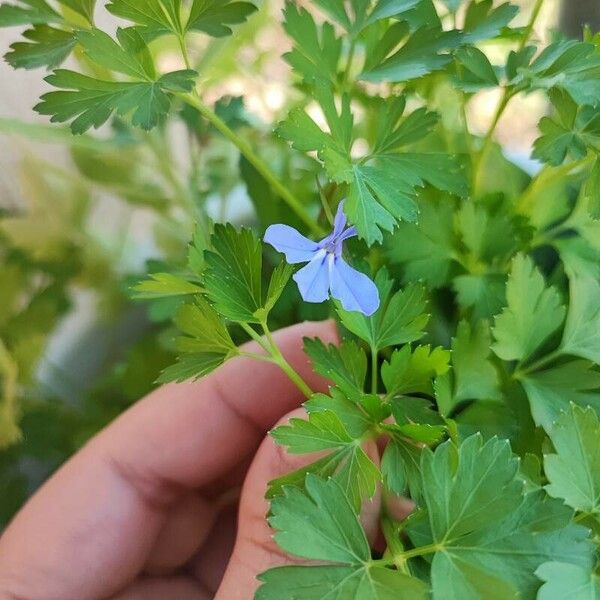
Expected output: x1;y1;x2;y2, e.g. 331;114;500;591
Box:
264;202;380;316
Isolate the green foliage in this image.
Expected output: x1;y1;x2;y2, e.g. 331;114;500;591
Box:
2;0;600;597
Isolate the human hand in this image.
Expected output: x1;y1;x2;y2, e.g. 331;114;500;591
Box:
0;321;341;600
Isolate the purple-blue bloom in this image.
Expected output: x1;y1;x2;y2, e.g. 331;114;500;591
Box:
264;202;380;316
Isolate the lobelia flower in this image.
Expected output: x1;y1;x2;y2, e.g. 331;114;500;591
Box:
264;202;380;316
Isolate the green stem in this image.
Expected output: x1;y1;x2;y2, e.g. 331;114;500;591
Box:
178;34;192;70
370;345;378;395
514;349;562;379
0;339;21;447
472;0;544;193
343;39;357;89
179;93;323;237
261;321;313;398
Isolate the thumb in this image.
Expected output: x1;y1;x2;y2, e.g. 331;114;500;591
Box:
216;409;381;600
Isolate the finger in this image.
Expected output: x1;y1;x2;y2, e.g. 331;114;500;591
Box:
0;320;337;600
109;576;209;600
216;411;381;600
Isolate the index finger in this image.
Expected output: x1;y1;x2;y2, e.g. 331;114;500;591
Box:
0;320;337;600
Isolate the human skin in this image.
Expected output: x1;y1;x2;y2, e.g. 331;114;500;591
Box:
0;320;383;600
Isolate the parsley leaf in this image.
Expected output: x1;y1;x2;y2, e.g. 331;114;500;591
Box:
560;272;600;364
521;361;600;431
157;296;237;383
452;320;501;402
257;475;428;600
271;411;380;508
461;0;518;44
337;268;429;353
533;89;600;166
408;435;593;599
5;25;76;70
537;562;600;600
381;344;450;397
545;404;600;515
0;0;59;27
492;254;565;362
131;273;203;300
304;338;367;400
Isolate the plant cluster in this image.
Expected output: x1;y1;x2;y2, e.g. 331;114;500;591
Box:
1;0;600;597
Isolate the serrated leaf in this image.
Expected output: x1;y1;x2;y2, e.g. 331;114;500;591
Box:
533;89;600;166
492;254;565;362
382;344;450;397
452;320;501;403
560;272;600;364
131;273;203;300
408;435;593;599
158;296;237;383
187;0;256;37
452;46;499;92
381;435;423;499
304;338;367;400
36;68;196;133
272;411;379;508
537;562;600;600
390;397;446;444
545;405;600;514
462;0;518;44
5;25;76;70
58;0;95;23
388;197;458;287
453;273;506;321
0;0;59;27
258;475;428;600
361;27;461;83
203;224;262;322
521;361;600;431
337;268;429;353
106;0;183;36
282;2;341;83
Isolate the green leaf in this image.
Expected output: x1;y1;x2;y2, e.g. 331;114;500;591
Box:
5;25;76;70
258;475;428;600
58;0;95;23
272;411;353;454
36;67;196;133
361;27;461;83
158;296;237;383
508;40;600;105
131;273;203;300
453;273;507;321
452;320;501;403
560;272;600;364
409;435;593;599
462;0;518;44
106;0;183;36
521;361;600;431
533;89;600;166
203;224;262;323
272;412;380;508
187;0;256;37
282;2;341;83
381;435;423;498
388;196;458;287
304;338;367;400
313;0;420;36
0;0;59;27
545;405;600;515
452;46;499;92
337;268;429;353
492;254;565;362
381;344;450;397
537;562;600;600
390;397;446;444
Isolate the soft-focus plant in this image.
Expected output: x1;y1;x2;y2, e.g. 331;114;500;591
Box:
1;0;600;597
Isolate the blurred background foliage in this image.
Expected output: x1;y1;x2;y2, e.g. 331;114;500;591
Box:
0;0;598;525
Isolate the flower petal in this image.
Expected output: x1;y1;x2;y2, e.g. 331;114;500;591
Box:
264;224;319;264
293;252;330;303
329;256;380;316
332;200;348;238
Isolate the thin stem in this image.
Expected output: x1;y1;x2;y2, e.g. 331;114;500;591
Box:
178;92;323;237
472;0;544;193
342;39;357;89
370;345;378;395
0;339;21;447
518;0;544;52
239;322;272;355
514;349;562;379
178;34;192;70
261;321;313;398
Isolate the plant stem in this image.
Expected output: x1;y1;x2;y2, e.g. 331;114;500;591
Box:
472;0;544;192
371;344;378;395
0;339;21;447
261;321;313;398
178;92;323;237
178;34;192;70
